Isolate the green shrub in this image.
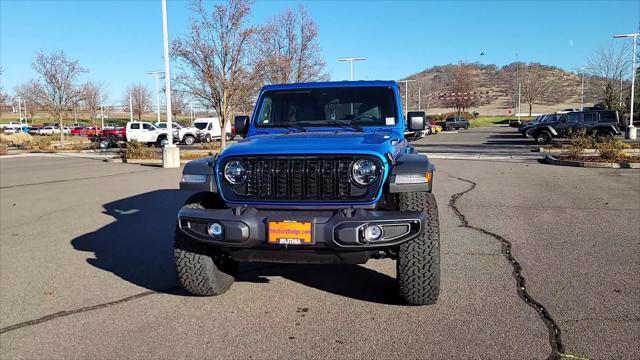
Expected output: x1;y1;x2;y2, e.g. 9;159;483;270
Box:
124;140;157;159
596;139;628;161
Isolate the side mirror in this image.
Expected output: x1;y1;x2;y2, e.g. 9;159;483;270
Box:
408;116;425;131
234;115;250;137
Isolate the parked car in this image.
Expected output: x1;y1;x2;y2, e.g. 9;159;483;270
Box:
193;117;233;142
36;126;60;135
71;126;87;136
442;117;469;130
155;122;200;145
528;110;620;144
176;81;440;306
1;124;29;134
125;121;176;146
519;114;561;137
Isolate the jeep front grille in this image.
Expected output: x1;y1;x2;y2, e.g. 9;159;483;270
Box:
219;155;383;203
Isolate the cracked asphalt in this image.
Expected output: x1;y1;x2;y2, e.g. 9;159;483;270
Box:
1;127;639;359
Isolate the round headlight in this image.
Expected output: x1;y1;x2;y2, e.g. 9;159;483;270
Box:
352;159;379;186
224;160;247;185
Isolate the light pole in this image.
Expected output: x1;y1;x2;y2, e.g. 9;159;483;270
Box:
577;67;586;111
160;0;179;167
337;57;367;80
17;95;22;124
129;93;133;121
397;80;416;113
146;70;165;123
515;53;521;121
614;32;639;140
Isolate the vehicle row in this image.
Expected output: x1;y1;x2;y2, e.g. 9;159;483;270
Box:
517;109;621;144
1;118;235;147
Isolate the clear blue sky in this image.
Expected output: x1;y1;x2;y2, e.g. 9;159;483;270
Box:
1;0;638;104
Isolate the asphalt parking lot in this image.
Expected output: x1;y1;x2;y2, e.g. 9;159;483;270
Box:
1;127;639;359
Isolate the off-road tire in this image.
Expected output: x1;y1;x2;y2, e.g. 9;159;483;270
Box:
205;134;212;143
174;202;236;296
397;191;440;305
595;130;613;143
534;130;552;145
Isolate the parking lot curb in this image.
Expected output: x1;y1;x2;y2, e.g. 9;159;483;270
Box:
544;155;640;169
106;158;192;165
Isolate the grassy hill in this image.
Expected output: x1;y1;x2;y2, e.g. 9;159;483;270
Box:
402;63;606;116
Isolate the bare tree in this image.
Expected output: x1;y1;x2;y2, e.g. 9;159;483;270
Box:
172;0;258;149
83;81;108;121
0;68;9;117
171;89;187;118
13;81;42;121
31;50;87;145
255;6;328;84
444;62;479;113
587;43;631;109
520;63;561;115
124;84;152;120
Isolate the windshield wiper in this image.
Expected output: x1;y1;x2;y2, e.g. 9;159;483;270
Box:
277;123;307;132
327;121;363;132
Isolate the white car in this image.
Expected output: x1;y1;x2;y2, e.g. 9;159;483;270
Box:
36;126;60;135
193;117;233;142
126;121;176;147
155;122;199;145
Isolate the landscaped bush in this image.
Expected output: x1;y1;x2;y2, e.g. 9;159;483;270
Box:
0;143;8;155
596;139;628;161
124;140;157;159
566;128;596;158
24;136;53;151
0;132;32;146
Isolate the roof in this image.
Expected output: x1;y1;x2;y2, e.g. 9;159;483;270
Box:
261;80;398;92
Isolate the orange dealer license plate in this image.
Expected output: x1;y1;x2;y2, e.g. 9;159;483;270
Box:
268;220;313;245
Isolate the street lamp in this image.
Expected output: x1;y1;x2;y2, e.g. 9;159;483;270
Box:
146;70;165;123
614;32;639;140
160;0;179;168
515;53;521;121
337;57;367;81
397;79;416;113
577;67;587;111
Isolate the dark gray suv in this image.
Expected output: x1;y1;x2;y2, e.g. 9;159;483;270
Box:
528;110;620;144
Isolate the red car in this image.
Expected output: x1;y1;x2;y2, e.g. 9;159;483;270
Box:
71;126;87;135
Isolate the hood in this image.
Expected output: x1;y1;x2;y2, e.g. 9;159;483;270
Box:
220;131;406;159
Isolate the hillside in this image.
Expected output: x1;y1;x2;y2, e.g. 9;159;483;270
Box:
401;63;601;116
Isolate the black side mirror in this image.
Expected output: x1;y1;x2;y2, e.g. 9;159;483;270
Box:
234;115;250;137
408;116;425;131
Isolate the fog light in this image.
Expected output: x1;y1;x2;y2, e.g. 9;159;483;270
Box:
363;225;383;241
208;223;223;238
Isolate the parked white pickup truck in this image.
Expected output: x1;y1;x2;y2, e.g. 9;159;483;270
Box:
126;121;177;147
154;122;199;145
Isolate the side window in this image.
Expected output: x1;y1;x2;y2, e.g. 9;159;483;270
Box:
258;97;273;124
582;113;596;124
130;123;140;130
142;123;152;130
598;111;617;123
567;113;580;123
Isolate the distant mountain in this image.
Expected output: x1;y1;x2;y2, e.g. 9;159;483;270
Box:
401;63;606;115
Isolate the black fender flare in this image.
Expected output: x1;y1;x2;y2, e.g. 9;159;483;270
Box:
180;155;218;192
387;153;435;193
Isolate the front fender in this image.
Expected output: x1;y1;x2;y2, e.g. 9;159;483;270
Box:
180;156;217;192
387;153;434;193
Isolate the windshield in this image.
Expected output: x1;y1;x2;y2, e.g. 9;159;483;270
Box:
194;123;208;130
255;86;397;128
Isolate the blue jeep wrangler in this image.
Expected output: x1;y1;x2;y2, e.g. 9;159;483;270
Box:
176;81;439;305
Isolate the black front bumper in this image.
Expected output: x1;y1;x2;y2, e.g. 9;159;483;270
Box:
177;206;426;264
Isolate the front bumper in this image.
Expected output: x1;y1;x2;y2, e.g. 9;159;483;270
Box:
177;206;426;264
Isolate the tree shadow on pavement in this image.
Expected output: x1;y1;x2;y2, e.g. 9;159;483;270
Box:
70;189;400;304
71;189;190;292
